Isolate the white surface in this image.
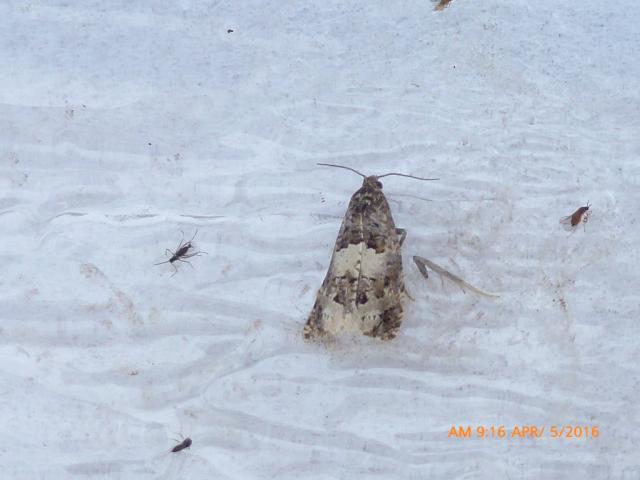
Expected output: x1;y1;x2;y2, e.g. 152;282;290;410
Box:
1;1;639;478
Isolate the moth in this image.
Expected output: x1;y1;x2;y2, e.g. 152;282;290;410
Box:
304;164;438;341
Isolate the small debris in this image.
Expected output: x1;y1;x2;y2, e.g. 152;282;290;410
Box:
172;438;192;453
413;256;500;298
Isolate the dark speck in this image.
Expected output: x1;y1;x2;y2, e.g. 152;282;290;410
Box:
172;438;192;453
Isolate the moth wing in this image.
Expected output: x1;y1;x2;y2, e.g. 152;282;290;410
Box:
559;214;578;232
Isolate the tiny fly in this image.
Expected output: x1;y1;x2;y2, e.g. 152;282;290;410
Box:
560;202;591;231
155;229;207;276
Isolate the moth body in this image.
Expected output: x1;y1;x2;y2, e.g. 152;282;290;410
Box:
305;176;405;340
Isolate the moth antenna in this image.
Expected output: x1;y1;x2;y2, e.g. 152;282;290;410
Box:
317;163;366;178
377;172;439;181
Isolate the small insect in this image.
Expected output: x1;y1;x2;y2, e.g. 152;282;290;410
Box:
435;0;453;11
155;229;207;276
560;202;591;230
171;437;192;453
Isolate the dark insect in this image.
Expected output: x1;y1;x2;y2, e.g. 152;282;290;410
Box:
560;202;591;229
435;0;453;11
155;229;207;276
171;437;192;453
227;28;234;33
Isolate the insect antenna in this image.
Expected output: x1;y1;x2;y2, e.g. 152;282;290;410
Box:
317;163;366;178
377;172;439;181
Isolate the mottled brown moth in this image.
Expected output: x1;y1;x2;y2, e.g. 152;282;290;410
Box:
304;163;437;341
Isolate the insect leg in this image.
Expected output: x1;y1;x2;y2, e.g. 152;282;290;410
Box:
177;258;195;269
396;228;407;247
182;250;207;259
404;288;415;302
412;256;429;279
156;249;176;265
583;212;589;231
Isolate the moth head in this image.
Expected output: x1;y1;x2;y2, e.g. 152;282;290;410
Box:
363;176;383;190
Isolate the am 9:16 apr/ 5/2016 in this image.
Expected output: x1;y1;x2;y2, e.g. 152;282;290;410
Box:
448;425;599;439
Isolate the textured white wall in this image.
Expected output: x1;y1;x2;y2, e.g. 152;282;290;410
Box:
0;1;638;478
